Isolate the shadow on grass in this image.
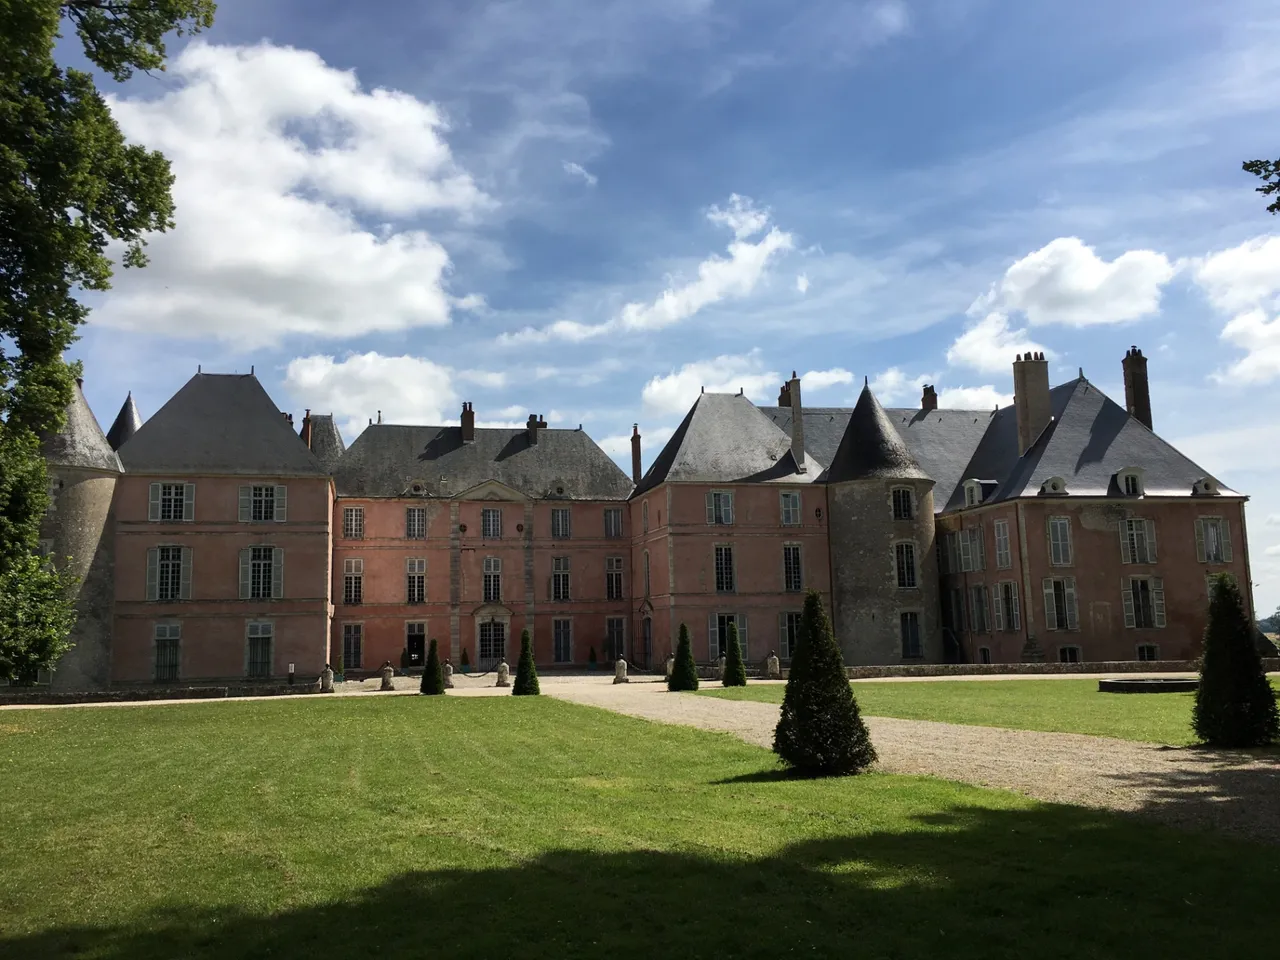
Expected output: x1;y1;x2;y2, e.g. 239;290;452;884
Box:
6;804;1279;960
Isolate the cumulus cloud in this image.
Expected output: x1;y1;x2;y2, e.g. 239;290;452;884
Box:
1191;235;1280;384
562;160;598;186
95;42;487;347
640;350;781;417
868;367;929;404
946;312;1049;374
800;368;853;392
500;194;793;344
796;273;810;294
599;425;676;458
938;385;1013;409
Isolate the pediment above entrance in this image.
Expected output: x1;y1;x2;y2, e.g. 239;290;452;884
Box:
455;479;528;502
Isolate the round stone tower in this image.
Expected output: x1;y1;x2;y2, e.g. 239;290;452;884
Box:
40;379;124;691
824;381;941;665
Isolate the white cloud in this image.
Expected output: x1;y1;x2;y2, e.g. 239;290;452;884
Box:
562;160;598;186
500;194;793;343
599;425;676;457
796;273;810;294
938;385;1013;409
641;350;780;417
800;368;853;392
971;237;1175;328
868;367;929;404
457;369;508;388
95;42;487;347
947;312;1049;374
1191;235;1280;384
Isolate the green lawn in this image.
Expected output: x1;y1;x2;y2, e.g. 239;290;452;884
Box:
1;696;1277;959
704;678;1280;746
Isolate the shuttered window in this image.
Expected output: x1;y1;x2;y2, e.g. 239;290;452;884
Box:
1195;517;1232;564
968;585;989;633
1120;518;1157;564
239;546;282;600
706;491;734;525
149;482;195;522
1122;577;1165;628
1043;577;1079;631
710;613;748;660
147;546;192;601
1048;517;1072;566
994;519;1011;569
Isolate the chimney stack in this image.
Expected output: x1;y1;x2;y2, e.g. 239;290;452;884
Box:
631;424;642;484
461;402;475;442
778;381;792;407
1012;352;1051;456
921;384;937;412
786;370;805;473
1122;345;1152;430
300;409;313;448
526;413;540;445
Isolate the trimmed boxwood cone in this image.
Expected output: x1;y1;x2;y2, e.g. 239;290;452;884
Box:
420;639;445;695
1194;574;1279;747
722;621;747;687
668;623;699;692
513;628;540;696
773;589;876;775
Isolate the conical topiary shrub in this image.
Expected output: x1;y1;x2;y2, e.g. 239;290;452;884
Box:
722;620;747;687
513;628;540;696
773;589;876;775
420;639;445;695
1194;574;1279;747
668;622;699;692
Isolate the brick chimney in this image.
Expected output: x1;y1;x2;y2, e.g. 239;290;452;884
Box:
460;402;475;442
921;384;937;412
1122;345;1152;430
526;413;540;445
786;371;805;473
300;409;312;448
778;381;792;407
631;424;642;484
1013;352;1051;456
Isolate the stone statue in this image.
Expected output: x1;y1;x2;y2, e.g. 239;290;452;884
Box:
613;658;629;684
718;655;726;680
495;659;510;687
320;663;335;693
664;653;675;679
766;650;781;679
443;659;455;689
379;661;395;691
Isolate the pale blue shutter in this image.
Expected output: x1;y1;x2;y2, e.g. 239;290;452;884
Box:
179;547;192;600
148;483;162;521
275;486;287;522
1144;519;1157;563
1043;579;1056;631
1220;519;1233;562
737;613;748;659
1194;519;1206;563
708;612;717;659
238;486;252;522
992;586;1003;631
706;492;715;524
1122;580;1136;627
272;548;284;599
1010;582;1021;630
1064;577;1078;630
146;547;159;600
183;483;195;521
1119;521;1132;564
239;549;251;599
1152;577;1166;628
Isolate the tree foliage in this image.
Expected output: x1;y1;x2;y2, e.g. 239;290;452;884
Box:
1193;575;1279;748
722;621;746;687
667;623;699;692
512;629;540;696
773;590;876;776
1243;158;1280;215
0;552;78;685
420;639;444;696
0;1;214;682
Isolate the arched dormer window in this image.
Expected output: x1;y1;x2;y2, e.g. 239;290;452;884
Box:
963;480;982;508
1116;467;1144;497
1039;476;1067;496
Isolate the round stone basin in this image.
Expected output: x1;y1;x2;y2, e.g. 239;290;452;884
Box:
1098;677;1199;694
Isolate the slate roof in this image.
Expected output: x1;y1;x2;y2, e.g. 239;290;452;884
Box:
633;392;823;496
118;374;329;477
824;384;931;483
43;380;122;473
333;424;634;500
307;415;346;472
105;393;142;452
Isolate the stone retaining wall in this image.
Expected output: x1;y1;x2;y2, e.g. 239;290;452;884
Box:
799;659;1280;680
0;682;320;707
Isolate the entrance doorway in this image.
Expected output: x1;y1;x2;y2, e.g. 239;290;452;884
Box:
406;622;425;668
479;620;507;668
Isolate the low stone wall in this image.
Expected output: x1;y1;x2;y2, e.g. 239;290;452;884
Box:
0;682;320;707
783;658;1280;680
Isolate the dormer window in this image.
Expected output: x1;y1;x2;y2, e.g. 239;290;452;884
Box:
963;480;982;508
1039;476;1067;496
1117;467;1144;498
1193;477;1221;497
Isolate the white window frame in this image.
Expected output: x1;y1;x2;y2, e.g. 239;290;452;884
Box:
1120;517;1157;565
1058;645;1082;664
992;581;1020;632
604;507;624;539
342;506;365;540
963;481;981;507
406;558;426;604
343;558;363;605
706;490;735;525
994;519;1011;569
239;484;287;523
1136;643;1159;662
147;545;192;602
779;611;802;660
149;481;195;522
783;543;803;592
551;507;572;540
1048;517;1073;566
1195;517;1232;564
780;490;801;526
481;507;503;540
891;487;913;521
241;544;283;601
968;584;989;634
552;556;571;602
710;613;748;660
405;506;426;540
895;541;917;589
1122;576;1166;629
1043;577;1079;631
714;543;735;594
606;556;624;601
483;556;502;603
1121;472;1142;497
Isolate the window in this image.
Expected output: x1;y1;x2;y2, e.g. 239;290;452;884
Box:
714;544;735;593
148;545;191;601
482;507;502;539
1137;643;1159;662
978;646;992;665
642;501;649;533
604;508;623;538
479;621;506;662
706;490;734;525
343;558;363;605
240;545;282;600
606;556;624;601
1048;517;1072;566
342;623;363;670
1123;576;1165;629
483;557;501;603
239;484;287;523
1122;473;1141;497
1043;577;1079;631
552;557;571;601
1058;646;1081;664
900;612;922;658
959;526;985;572
783;543;803;592
405;507;426;540
551;507;571;539
247;621;273;678
148;482;194;522
406;558;426;603
895;542;917;588
1195;517;1232;564
712;613;748;660
945;587;965;634
779;611;802;659
969;585;989;633
1120;518;1157;564
943;533;960;574
994;519;1011;569
553;619;572;662
892;487;913;521
606;617;625;660
780;491;801;526
406;622;426;666
643;551;651;597
153;623;180;682
993;581;1020;632
964;481;980;507
343;506;365;540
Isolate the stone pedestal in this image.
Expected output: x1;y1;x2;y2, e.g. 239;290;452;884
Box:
495;660;511;687
443;661;455;689
379;662;395;691
320;666;335;693
766;653;781;679
613;658;630;684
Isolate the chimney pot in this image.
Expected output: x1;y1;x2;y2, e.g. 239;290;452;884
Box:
300;410;313;448
1013;351;1051;456
1122;343;1153;430
921;384;938;412
461;402;475;442
631;424;642;485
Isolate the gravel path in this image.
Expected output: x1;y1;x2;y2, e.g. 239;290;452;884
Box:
542;679;1280;844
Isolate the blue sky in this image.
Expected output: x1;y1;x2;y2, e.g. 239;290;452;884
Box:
69;0;1280;611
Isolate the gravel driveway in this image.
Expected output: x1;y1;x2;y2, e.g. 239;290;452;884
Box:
541;678;1280;844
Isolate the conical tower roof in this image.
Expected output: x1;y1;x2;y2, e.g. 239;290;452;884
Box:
42;379;122;473
824;381;929;483
105;392;142;451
